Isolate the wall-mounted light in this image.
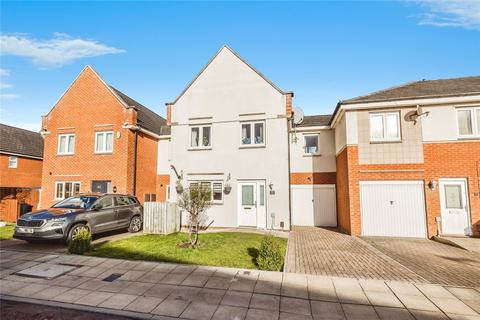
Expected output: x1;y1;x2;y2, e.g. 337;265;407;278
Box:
113;186;117;193
428;180;438;191
224;173;232;194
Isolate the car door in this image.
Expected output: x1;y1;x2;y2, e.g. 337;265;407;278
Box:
89;196;117;233
115;195;134;227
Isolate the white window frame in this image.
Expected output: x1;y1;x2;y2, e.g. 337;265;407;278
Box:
8;156;17;168
456;107;480;139
189;180;223;204
57;134;75;155
240;120;265;147
189;125;212;149
54;181;81;200
94;131;114;154
369;112;401;142
304;134;320;155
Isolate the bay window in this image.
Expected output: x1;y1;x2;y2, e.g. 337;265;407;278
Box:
370;112;401;142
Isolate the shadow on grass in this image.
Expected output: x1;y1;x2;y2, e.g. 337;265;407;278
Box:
247;247;259;267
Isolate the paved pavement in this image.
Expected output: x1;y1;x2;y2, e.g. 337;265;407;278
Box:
2;248;480;320
364;237;480;287
284;227;425;282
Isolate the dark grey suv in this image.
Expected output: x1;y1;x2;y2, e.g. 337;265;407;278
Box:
13;194;143;242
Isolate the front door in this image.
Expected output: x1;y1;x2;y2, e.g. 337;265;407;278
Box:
238;181;266;228
439;179;471;236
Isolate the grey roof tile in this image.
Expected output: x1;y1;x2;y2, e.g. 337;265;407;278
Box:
0;124;44;158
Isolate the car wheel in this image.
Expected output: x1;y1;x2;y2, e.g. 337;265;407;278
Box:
68;224;89;242
128;216;142;233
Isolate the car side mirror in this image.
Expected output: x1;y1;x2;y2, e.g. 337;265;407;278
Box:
90;205;99;211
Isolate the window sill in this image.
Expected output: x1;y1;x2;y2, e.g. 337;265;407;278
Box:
56;153;75;156
94;152;113;155
457;136;480;140
303;153;322;157
239;145;266;149
188;147;212;151
369;140;402;144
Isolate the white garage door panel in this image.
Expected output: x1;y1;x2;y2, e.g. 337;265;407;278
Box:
291;185;337;227
360;181;426;238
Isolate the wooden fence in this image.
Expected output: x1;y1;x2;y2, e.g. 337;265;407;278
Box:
143;202;181;234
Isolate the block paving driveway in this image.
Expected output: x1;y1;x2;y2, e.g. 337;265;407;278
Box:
285;227;480;287
1;248;480;320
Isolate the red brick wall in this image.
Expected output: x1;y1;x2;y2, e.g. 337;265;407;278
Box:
290;172;336;185
335;147;351;234
40;66;158;207
338;141;480;238
285;93;293;118
0;154;43;188
156;175;170;202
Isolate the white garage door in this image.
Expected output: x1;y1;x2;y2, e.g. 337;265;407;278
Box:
360;181;427;238
291;184;337;227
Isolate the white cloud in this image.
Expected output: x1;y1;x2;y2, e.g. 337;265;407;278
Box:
0;82;12;89
0;33;126;69
0;68;9;77
0;93;19;100
0;68;17;99
415;0;480;30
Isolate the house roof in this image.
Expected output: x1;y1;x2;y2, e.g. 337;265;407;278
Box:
0;124;44;159
109;86;169;136
297;115;332;127
166;45;292;105
341;76;480;104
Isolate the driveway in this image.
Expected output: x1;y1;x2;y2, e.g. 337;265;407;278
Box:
363;237;480;287
284;227;425;282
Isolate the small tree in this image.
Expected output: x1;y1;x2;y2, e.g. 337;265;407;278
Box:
177;183;212;247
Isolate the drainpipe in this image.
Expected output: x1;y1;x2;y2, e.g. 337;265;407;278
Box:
132;128;139;196
287;118;292;231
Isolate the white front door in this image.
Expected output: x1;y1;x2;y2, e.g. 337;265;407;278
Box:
238;181;266;228
439;179;471;236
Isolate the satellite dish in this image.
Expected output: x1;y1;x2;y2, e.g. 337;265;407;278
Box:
292;107;304;125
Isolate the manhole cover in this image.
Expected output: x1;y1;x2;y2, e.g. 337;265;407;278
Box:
15;263;76;279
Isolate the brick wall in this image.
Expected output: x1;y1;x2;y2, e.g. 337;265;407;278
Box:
0;154;43;188
156;174;170;202
290;172;336;185
285;93;293;118
40;66;158;207
337;141;480;238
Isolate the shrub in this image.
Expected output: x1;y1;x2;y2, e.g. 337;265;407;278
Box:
257;235;284;271
68;228;92;255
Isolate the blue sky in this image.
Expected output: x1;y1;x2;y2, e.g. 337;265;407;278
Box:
1;1;479;131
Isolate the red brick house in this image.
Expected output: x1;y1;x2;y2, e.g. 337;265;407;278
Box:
0;124;44;221
40;66;169;207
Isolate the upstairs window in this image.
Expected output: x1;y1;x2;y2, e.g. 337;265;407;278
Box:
241;121;265;146
58;134;75;155
304;135;320;154
190;125;211;148
8;156;17;168
95;131;114;153
457;107;480;138
370;112;400;142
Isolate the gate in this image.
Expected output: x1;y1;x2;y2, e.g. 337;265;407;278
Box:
143;202;180;234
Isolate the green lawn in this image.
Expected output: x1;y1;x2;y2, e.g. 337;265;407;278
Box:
0;224;14;240
88;232;287;269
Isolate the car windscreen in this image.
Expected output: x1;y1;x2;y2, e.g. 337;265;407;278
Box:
52;196;98;209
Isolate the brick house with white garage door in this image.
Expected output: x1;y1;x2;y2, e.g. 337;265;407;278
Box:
331;76;480;238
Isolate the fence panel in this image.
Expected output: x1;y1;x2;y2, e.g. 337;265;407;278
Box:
143;202;180;234
0;199;19;222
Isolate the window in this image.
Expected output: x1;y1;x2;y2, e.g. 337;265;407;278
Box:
57;134;75;155
96;196;115;209
241;121;265;146
8;156;17;168
189;181;223;204
190;125;211;148
55;181;81;200
369;112;400;142
444;185;463;209
95;131;114;153
115;196;130;206
144;194;157;202
457;107;480;138
166;185;171;201
304;135;320;154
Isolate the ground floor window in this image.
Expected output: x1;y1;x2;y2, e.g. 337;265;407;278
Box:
91;180;112;194
55;181;80;200
144;193;157;202
189;181;223;204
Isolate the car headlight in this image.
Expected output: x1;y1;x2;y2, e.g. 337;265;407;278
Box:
49;217;67;226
